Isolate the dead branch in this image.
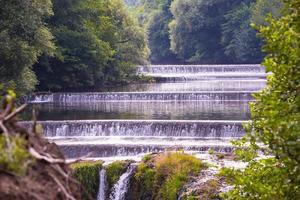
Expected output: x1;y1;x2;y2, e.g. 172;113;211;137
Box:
29;148;65;164
49;173;76;200
65;152;94;165
4;104;27;122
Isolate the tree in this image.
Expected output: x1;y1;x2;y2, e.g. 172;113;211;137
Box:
251;0;283;26
169;0;243;64
221;0;300;199
222;2;264;64
0;0;54;96
35;0;148;91
147;0;178;63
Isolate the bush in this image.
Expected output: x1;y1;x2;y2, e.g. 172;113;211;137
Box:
0;135;33;175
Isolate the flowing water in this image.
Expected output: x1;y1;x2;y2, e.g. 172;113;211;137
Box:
21;64;266;161
97;169;107;200
109;165;136;200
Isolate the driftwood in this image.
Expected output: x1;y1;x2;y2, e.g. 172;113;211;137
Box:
0;94;84;200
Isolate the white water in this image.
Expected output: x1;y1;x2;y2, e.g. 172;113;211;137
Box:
20;119;246;138
97;169;107;200
137;64;265;74
27;91;255;103
109;165;136;200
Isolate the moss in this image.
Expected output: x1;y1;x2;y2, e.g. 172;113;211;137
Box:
106;160;130;191
0;135;34;175
71;160;103;199
142;154;153;163
128;152;207;200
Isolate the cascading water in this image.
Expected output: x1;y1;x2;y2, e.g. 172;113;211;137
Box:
137;64;265;74
27;91;255;103
20;120;246;138
23;64;267;167
97;169;107;200
109;165;136;200
23;101;251;121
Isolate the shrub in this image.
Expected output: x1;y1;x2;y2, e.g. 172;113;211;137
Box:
0;135;33;175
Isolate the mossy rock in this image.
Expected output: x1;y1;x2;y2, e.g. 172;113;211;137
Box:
71;160;103;199
127;152;207;200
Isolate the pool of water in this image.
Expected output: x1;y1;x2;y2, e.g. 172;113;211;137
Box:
22;100;251;121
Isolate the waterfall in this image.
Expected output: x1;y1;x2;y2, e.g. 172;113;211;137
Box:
97;169;107;200
109;165;135;200
137;64;265;74
22;64;267;171
59;144;234;159
19;120;246;138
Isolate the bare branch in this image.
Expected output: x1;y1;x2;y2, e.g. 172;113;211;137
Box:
29;148;65;164
49;173;76;200
65;152;94;165
4;104;27;122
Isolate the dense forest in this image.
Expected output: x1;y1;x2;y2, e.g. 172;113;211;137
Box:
0;0;282;95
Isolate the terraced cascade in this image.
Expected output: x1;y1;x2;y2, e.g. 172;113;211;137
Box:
22;64;266;161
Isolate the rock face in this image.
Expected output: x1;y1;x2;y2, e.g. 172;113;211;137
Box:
0;139;83;200
0;99;83;200
178;169;224;200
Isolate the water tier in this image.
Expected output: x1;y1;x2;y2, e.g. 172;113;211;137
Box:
25;101;251;121
20;120;246;138
137;64;265;74
27;91;255;103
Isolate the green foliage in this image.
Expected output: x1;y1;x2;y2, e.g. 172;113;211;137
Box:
221;0;300;199
0;0;54;96
222;2;264;63
168;0;283;64
147;0;178;63
35;0;149;91
106;160;130;190
251;0;283;26
71;161;103;199
128;152;207;200
169;0;238;63
0;135;33;175
220;158;289;199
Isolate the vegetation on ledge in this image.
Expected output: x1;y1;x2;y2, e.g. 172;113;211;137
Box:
105;160;132;193
127;152;207;200
71;160;103;200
